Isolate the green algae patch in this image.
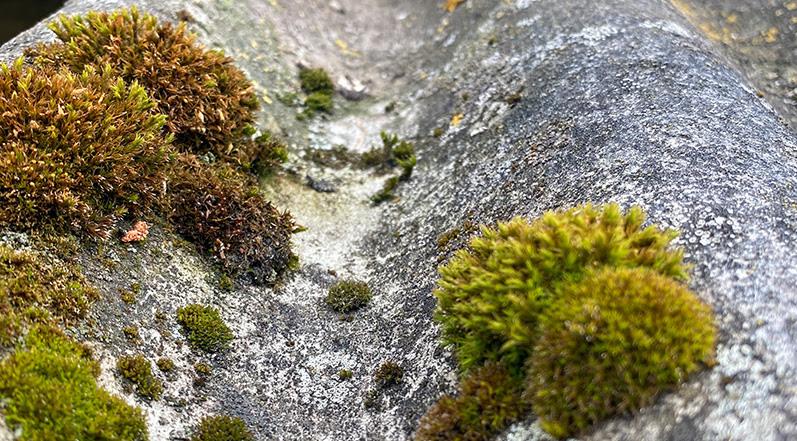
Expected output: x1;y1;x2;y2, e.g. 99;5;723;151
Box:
177;304;234;352
0;327;147;441
191;415;254;441
0;246;97;347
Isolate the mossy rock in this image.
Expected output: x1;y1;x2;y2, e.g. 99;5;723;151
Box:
527;267;716;438
0;327;148;440
434;203;689;373
177;304;234;352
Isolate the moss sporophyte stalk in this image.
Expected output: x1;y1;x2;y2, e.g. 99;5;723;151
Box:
417;203;717;440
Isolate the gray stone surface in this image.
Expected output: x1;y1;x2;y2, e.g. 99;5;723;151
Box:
2;0;797;440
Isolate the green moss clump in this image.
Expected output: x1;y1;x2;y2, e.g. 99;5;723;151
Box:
374;361;404;388
120;288;136;305
191;415;254;441
434;203;689;373
0;327;148;440
527;267;716;438
415;362;528;441
339;369;353;381
195;362;211;375
28;7;259;158
0;59;170;238
156;358;175;372
118;354;164;400
299;68;334;95
167;155;295;283
0;246;97;346
176;304;234;352
123;326;140;341
325;280;372;313
305;92;333;112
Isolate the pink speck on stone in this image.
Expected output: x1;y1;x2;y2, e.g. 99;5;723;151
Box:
122;221;149;242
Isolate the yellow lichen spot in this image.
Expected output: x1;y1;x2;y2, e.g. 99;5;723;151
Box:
420;72;429;80
763;27;779;43
443;0;466;12
725;13;738;24
787;1;797;10
262;90;272;105
334;39;360;57
451;113;464;127
250;40;259;50
263;67;270;73
238;52;250;60
266;0;278;6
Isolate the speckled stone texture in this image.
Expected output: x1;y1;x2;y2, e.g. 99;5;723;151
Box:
1;0;797;440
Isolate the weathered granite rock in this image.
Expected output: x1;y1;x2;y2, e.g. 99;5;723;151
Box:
2;0;797;440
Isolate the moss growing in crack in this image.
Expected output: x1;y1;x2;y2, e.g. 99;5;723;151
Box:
156;358;175;372
415;362;528;441
28;7;259;158
374;361;404;388
118;354;163;400
339;369;354;381
0;327;148;441
0;246;97;346
434;203;689;373
191;415;254;441
363;132;416;204
176;304;234;352
0;59;170;238
325;280;372;313
527;267;716;438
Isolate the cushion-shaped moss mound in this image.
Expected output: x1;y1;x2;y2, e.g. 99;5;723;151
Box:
177;304;234;352
0;327;147;440
434;203;688;373
28;7;258;157
192;415;253;441
0;60;169;238
527;267;716;438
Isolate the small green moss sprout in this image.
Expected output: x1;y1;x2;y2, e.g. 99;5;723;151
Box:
299;68;334;95
415;362;528;441
325;280;372;313
118;354;163;400
0;327;148;440
374;361;404;388
177;304;234;352
528;267;716;438
362;132;416;204
156;358;175;372
195;362;212;375
191;415;254;441
123;326;140;341
120;288;136;305
339;369;353;381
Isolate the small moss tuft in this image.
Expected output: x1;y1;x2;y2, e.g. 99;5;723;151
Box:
118;354;163;400
362;132;416;204
527;267;716;438
415;362;528;441
0;327;148;440
299;68;334;95
339;369;353;381
195;362;212;375
123;326;140;342
374;361;404;388
305;91;334;113
156;358;175;372
191;415;254;441
120;288;136;305
325;280;372;313
176;304;234;352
